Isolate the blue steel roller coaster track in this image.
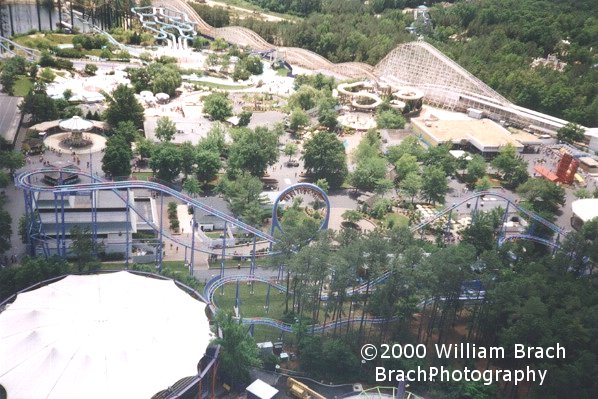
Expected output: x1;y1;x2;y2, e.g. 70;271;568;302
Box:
15;168;566;333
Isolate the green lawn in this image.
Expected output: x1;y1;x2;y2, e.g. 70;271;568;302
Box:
383;213;410;228
132;171;153;180
201;0;301;22
208;256;271;269
13;76;33;96
189;80;250;90
213;281;287;320
14;33;73;49
275;68;289;77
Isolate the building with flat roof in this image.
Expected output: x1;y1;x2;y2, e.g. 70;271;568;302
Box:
33;189;157;257
0;95;23;145
412;117;525;153
571;198;598;230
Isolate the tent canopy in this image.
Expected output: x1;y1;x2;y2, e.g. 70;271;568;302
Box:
0;272;212;399
58;116;94;132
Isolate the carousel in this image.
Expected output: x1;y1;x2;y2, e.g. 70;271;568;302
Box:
58;116;94;148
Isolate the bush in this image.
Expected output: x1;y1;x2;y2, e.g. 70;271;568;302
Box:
55;48;83;58
170;219;180;230
72;34;108;50
84;63;98;76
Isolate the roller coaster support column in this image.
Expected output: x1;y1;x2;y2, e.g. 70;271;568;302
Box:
472;196;480;223
498;202;510;245
91;190;98;257
158;191;164;272
190;213;196;276
445;209;453;243
54;192;60;256
125;189;130;269
23;184;33;256
60;177;66;257
265;284;271;314
235;279;240;309
220;222;227;296
553;233;561;255
250;235;256;276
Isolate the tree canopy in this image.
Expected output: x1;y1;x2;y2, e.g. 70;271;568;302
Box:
302;131;348;188
228;127;279;177
104;84;145;129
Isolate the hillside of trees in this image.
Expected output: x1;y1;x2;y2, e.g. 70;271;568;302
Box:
226;0;597;126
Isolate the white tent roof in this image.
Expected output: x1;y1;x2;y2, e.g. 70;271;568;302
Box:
246;379;279;399
571;198;598;222
0;272;212;399
58;115;93;132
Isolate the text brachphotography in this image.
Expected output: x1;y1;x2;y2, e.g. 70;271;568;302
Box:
375;366;548;386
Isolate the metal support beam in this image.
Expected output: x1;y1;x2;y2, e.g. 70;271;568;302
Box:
190;213;196;276
158;191;164;272
125;189;130;269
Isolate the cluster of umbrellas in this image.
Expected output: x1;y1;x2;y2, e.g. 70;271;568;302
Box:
139;91;170;104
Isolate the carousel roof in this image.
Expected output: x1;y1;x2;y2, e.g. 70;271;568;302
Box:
58;116;94;132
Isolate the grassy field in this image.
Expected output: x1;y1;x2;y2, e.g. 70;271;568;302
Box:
208;0;301;22
275;68;289;77
132;171;154;180
189;80;250;90
14;33;73;49
208;256;271;269
213;281;287;319
383;213;410;228
13;76;33;96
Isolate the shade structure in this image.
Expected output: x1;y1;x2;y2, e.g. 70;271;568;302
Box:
58;115;94;132
0;272;212;399
155;92;170;101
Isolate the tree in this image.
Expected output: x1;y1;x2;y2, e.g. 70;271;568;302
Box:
182;177;202;197
491;144;529;189
39;67;56;83
104;84;145;129
400;172;422;203
421;165;448;204
289;109;309;131
466;154;487;184
342;209;361;224
238;111;252;127
376;109;406;129
113;121;139;144
154;116;176;142
20;82;59;123
0;56;27;95
517;179;566;214
150;143;182;181
314;178;329;193
350;156;388;191
70;226;101;272
199;123;228;157
195;148;222;185
210;37;228;51
475;175;493;191
102;134;132;177
135;137;153;159
0;151;25;176
84;63;98;76
288;85;321;110
302;131;348;188
317;105;338;130
228;127;279;177
284;143;298;161
212;311;261;385
244;55;263;75
557;123;585;144
394;153;419;180
179;142;197;179
0;205;12;255
386;136;424;164
203;93;233;121
217;172;266;226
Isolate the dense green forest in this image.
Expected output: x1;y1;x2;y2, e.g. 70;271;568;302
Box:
220;0;597;126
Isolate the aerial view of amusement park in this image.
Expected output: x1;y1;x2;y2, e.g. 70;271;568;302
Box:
0;0;597;398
